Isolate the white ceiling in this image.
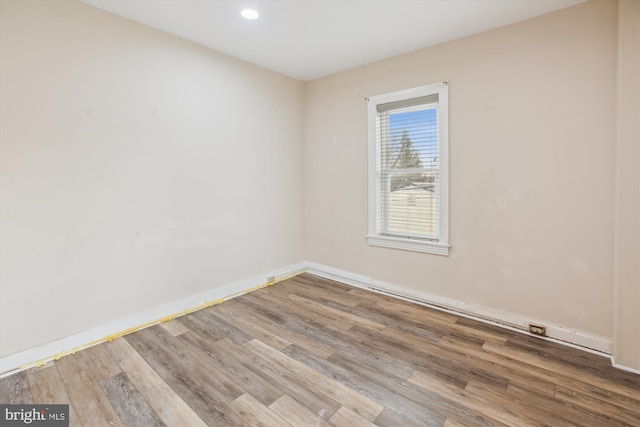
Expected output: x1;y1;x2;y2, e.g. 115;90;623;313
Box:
81;0;585;81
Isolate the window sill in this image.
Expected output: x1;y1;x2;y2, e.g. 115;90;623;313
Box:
367;234;450;256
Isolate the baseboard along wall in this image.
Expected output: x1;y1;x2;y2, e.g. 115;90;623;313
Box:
0;262;306;378
304;262;616;360
2;260;638;378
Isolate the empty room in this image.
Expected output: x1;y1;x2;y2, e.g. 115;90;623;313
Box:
1;0;639;425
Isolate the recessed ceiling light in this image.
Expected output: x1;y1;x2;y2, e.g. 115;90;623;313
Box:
241;8;259;20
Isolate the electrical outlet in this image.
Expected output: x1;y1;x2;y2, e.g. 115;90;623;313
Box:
529;324;547;336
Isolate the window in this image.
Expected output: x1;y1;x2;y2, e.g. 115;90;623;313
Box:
367;82;449;255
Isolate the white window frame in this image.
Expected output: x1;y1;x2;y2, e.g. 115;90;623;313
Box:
367;82;450;256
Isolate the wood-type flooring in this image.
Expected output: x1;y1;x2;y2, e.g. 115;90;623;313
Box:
1;273;639;426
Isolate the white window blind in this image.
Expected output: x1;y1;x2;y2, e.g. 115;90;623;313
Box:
367;82;449;255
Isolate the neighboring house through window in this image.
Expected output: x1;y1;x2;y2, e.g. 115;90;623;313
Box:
367;82;450;255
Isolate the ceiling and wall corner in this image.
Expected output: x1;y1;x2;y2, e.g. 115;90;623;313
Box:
79;0;586;81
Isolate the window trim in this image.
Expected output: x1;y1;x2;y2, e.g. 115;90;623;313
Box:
366;82;450;256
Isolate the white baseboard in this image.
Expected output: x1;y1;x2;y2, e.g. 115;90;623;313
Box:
612;358;640;376
0;262;305;378
304;261;613;357
3;260;633;378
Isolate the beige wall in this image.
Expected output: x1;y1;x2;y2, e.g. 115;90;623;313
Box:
303;0;617;340
0;0;303;357
614;0;640;371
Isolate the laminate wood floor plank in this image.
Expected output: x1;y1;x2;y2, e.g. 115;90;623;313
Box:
440;333;640;414
446;326;505;347
287;273;357;295
81;343;122;382
104;337;164;393
465;380;577;427
282;343;417;409
329;406;378;427
499;371;556;397
2;273;638;427
55;354;124;427
454;316;529;340
283;343;477;427
26;363;82;427
305;294;447;344
158;318;190;336
246;293;416;382
346;285;422;305
228;393;291;427
223;297;336;358
140;382;208;427
254;286;359;332
505;331;615;370
501;381;633;427
373;298;508;346
269;395;333;427
124;327;244;426
215;305;293;350
408;370;534;427
325;349;500;427
176;330;284;406
346;324;501;390
554;384;640;427
442;419;468;427
309;325;417;381
278;276;361;307
505;334;640;390
100;372;165;427
258;290;476;392
244;338;384;422
483;341;640;401
0;371;33;404
191;308;254;345
174;312;226;342
213;337;342;418
287;293;387;331
136;325;247;406
373;295;459;320
243;290;352;338
145;325;251;406
293;297;410;367
372;408;428;427
241;290;351;336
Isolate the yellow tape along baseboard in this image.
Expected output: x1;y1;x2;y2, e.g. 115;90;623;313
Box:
4;267;305;375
